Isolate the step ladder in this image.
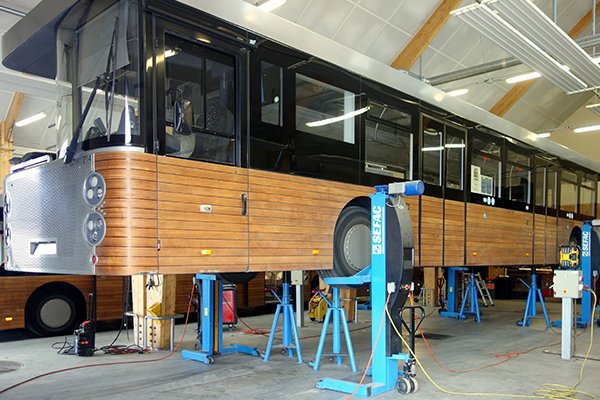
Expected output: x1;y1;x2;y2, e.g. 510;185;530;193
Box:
474;273;494;307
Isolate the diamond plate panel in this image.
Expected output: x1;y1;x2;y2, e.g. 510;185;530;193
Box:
4;154;101;274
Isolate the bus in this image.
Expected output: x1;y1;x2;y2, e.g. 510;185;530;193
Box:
1;0;599;329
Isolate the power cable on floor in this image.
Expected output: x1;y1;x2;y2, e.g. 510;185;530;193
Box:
0;282;196;396
393;291;597;399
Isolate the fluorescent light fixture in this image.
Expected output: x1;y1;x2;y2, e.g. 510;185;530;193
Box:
257;0;286;12
306;106;369;128
447;88;469;97
445;143;466;148
15;112;46;127
165;49;177;58
574;124;600;133
422;146;444;152
452;0;600;93
506;72;541;84
536;132;551;138
586;103;600;118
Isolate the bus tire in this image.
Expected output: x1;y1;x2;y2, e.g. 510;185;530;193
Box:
320;205;371;288
25;285;86;337
217;272;258;284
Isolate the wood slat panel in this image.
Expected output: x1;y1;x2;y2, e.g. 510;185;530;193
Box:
444;199;464;266
558;218;581;247
421;197;443;266
95;153;158;275
466;204;533;266
546;216;558;264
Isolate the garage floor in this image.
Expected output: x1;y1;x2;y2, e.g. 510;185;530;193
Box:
0;299;598;399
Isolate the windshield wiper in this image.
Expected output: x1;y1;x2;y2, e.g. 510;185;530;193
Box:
63;17;119;165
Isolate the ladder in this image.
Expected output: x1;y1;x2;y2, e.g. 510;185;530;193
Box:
474;273;494;307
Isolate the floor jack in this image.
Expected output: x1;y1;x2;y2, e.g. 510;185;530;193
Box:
316;181;423;397
182;274;261;364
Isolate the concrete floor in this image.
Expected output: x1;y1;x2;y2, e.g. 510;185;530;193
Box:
0;299;598;399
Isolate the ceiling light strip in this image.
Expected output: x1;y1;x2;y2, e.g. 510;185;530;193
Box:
490;0;600;86
452;3;587;92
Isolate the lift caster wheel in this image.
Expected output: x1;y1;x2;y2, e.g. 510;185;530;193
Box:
409;377;419;393
281;348;288;355
397;377;412;395
329;356;335;363
194;342;202;351
252;348;261;357
206;355;215;365
438;307;446;315
473;316;480;322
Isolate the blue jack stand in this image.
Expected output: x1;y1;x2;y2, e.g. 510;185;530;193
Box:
263;282;303;364
182;274;260;364
310;285;357;372
316;181;423;397
458;272;482;322
517;272;550;327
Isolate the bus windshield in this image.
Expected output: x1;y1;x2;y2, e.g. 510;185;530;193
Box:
56;0;143;158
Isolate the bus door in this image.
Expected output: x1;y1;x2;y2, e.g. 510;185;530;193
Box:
153;18;250;274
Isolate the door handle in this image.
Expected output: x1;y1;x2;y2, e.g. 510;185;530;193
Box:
241;194;247;216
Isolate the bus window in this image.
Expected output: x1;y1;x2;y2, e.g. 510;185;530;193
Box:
580;172;596;217
505;148;532;204
421;117;444;186
471;136;501;198
295;74;357;144
445;126;465;191
261;61;282;126
365;101;412;179
560;170;578;213
56;0;143;153
164;34;235;164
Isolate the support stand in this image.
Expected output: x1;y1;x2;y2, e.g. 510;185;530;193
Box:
439;267;467;319
310;286;357;372
182;274;260;365
517;270;550;327
458;272;482;323
263;282;303;364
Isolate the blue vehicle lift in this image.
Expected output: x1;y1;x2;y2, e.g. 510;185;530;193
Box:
316;181;423;397
182;274;261;364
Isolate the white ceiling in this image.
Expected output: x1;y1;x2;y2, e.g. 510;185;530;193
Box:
2;0;600;162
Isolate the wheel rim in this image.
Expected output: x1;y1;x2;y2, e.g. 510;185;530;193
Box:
40;298;72;328
343;224;370;273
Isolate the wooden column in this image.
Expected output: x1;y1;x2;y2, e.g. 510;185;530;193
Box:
0;92;24;189
423;267;442;306
132;274;177;349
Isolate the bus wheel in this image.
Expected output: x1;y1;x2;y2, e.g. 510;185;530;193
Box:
217;272;258;284
320;205;371;288
25;286;86;336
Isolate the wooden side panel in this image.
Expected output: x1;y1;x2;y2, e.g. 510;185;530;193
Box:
444;199;464;266
421;197;443;266
95;152;158;275
156;157;249;274
405;197;420;266
558;218;581;247
533;214;558;266
546;216;558;264
248;170;369;272
95;276;127;321
466;204;533;266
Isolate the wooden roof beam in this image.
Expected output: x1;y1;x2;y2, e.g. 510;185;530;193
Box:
390;0;464;71
490;2;600;117
0;92;24;189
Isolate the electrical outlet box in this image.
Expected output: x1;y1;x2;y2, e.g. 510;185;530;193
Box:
553;270;583;299
200;205;212;213
291;270;309;285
